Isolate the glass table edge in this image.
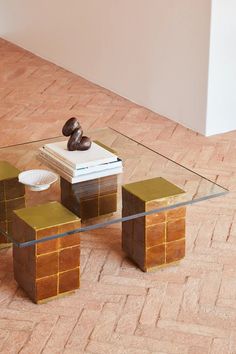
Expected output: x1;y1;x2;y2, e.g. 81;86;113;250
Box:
109;127;228;192
0;127;229;247
0;127;227;193
3;188;228;248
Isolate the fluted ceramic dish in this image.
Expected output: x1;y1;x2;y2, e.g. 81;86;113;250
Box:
18;169;58;191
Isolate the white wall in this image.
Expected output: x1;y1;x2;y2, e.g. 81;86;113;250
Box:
0;0;224;135
0;0;211;134
206;0;236;136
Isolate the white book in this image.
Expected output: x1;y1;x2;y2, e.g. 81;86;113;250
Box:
40;155;123;183
39;149;123;177
43;140;118;169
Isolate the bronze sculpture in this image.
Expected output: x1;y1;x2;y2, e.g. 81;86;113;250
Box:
62;117;91;151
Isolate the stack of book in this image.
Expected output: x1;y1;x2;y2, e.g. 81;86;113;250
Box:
39;140;123;184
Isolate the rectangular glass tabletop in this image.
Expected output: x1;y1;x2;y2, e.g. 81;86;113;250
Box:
0;127;228;247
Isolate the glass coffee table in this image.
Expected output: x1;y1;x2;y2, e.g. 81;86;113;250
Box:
0;127;228;303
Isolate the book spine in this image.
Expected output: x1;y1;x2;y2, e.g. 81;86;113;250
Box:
71;166;123;183
39;155;73;182
40;149;122;176
42;146;75;168
40;151;75;176
39;155;123;183
43;143;118;169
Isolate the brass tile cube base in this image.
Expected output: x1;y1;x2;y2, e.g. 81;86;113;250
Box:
61;175;118;221
0;221;13;249
122;178;186;272
0;161;25;249
12;202;81;303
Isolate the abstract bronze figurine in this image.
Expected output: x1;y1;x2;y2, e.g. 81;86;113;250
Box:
62;117;91;151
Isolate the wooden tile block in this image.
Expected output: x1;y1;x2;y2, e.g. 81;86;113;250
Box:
36;252;59;278
123;177;185;203
5;197;25;221
13;245;35;271
61;175;118;221
99;175;117;196
122;178;186;272
167;218;185;242
13;261;36;301
0;182;4;201
146;244;166;270
4;177;25;200
145;212;166;226
0;221;8;245
13;202;81;241
59;232;80;249
73;179;99;200
36;275;58;302
122;220;134;256
0;161;21;182
133;243;146;270
133;218;145;245
99;193;117;215
79;198;99;219
58;221;81;234
0;221;7;234
8;221;12;235
146;200;168;212
0;162;25;249
0;202;6;222
61;177;99;201
12;214;35;243
166;239;185;263
59;246;80;272
146;223;165;248
12;202;81;303
61;196;80;218
0;225;11;248
0;162;24;201
1;222;13;249
37;226;59;240
59;268;80;294
122;188;145;214
167;207;186;220
36;239;58;256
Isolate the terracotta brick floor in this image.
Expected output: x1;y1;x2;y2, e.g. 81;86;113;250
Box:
0;38;236;354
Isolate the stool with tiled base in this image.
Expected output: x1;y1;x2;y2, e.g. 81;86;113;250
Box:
12;201;81;303
122;177;186;272
61;175;118;221
0;161;25;249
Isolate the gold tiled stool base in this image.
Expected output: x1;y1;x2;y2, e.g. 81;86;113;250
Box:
61;175;117;221
12;202;81;303
0;221;12;249
122;177;185;272
122;208;186;272
0;161;25;249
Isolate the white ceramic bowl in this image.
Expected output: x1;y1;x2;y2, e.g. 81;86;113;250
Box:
18;169;58;191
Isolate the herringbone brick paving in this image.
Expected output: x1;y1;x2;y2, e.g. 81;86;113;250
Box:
0;38;236;353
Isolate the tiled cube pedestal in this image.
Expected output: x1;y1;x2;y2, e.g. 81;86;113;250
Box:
61;175;117;221
122;177;186;272
12;202;81;303
0;161;25;249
